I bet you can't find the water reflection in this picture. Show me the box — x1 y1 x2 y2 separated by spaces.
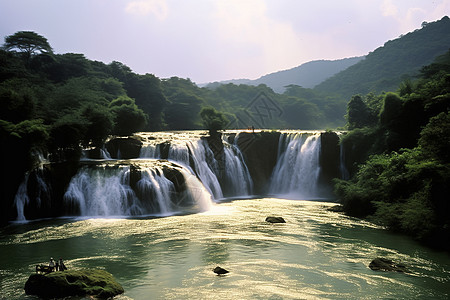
202 240 230 265
0 199 449 299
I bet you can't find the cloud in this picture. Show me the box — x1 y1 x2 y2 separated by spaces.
125 0 168 20
212 0 307 78
380 0 398 17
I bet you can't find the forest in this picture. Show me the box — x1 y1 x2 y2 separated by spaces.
1 20 449 250
0 31 346 166
335 49 450 249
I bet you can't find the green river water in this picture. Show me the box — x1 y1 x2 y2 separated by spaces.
1 198 449 299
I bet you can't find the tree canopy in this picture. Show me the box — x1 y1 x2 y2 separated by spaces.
200 107 229 135
3 31 53 60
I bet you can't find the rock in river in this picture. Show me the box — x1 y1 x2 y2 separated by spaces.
369 258 408 273
213 266 229 275
265 216 286 223
24 269 124 298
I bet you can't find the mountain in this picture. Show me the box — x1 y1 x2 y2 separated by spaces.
315 16 450 98
203 57 364 93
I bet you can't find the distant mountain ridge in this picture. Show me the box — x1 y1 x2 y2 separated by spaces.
315 16 450 98
203 57 364 93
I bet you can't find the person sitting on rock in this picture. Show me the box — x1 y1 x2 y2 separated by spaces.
58 258 67 271
49 258 56 272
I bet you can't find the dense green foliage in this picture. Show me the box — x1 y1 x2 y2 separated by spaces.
316 16 450 98
335 50 450 249
200 107 229 135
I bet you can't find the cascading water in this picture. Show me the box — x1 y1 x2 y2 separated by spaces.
140 144 159 158
269 132 322 199
139 134 253 199
339 141 350 180
14 173 30 221
222 143 253 196
136 167 175 215
63 161 212 217
14 166 50 221
64 165 142 216
13 130 335 221
184 140 224 199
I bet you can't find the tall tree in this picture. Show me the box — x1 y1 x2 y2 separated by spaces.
200 107 228 136
346 95 375 130
109 96 148 135
3 31 53 61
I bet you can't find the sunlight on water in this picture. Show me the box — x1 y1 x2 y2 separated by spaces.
0 199 449 299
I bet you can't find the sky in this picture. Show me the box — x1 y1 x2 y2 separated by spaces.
0 0 449 83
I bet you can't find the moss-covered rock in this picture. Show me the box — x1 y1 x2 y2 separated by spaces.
106 136 142 159
24 269 124 299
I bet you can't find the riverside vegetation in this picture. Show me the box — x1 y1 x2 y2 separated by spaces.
1 16 450 250
335 49 450 250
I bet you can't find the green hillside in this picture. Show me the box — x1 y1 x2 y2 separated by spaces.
204 57 363 93
315 16 450 98
334 49 450 249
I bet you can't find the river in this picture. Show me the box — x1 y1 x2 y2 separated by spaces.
1 198 449 299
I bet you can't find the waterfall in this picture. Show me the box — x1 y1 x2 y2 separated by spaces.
339 141 350 180
140 144 158 158
14 173 30 221
139 136 253 199
10 130 340 221
176 167 212 212
269 133 321 199
137 167 174 215
184 140 224 199
63 161 213 217
168 143 190 165
101 147 112 159
223 143 253 196
64 166 141 216
14 168 50 221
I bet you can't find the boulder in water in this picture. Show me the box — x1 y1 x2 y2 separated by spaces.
265 216 286 223
24 269 124 298
369 258 408 272
213 266 229 275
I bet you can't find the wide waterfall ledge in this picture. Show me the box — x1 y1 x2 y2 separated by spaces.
13 130 344 222
63 159 213 218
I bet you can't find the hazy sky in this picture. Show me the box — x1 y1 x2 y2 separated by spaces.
0 0 449 83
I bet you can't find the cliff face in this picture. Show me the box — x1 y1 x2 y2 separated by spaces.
236 131 281 195
319 131 341 196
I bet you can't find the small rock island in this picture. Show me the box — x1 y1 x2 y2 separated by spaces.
24 269 124 298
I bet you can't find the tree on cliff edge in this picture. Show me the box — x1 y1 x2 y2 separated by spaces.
200 107 228 136
3 31 53 61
